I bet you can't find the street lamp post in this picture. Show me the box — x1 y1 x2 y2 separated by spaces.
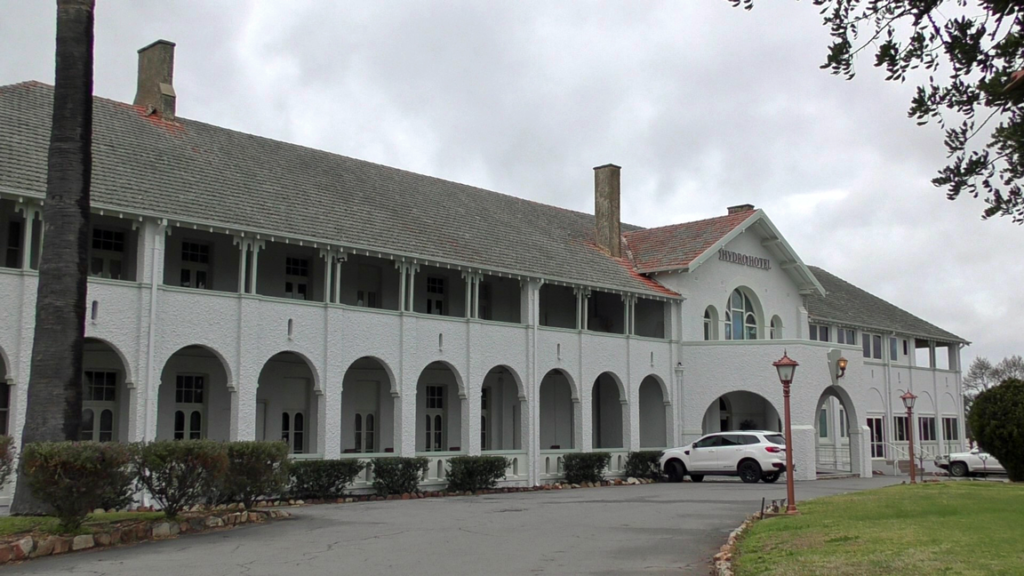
773 351 800 515
901 391 918 484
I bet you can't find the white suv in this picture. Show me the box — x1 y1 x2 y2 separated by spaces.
659 431 788 484
935 448 1006 477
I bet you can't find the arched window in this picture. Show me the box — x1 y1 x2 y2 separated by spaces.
725 289 758 340
354 413 363 453
770 316 783 340
703 306 718 341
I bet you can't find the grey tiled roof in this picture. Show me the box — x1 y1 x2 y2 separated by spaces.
806 266 966 343
0 82 674 297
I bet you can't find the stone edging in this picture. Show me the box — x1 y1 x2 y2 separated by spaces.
0 509 291 566
711 501 790 576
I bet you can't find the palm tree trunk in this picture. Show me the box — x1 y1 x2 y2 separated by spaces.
10 0 95 516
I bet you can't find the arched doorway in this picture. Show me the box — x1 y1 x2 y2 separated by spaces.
256 352 319 454
702 391 781 434
416 361 466 453
81 338 132 442
591 372 627 449
341 356 397 455
539 369 579 450
157 345 233 441
814 385 863 476
480 366 526 452
638 375 669 448
0 347 11 436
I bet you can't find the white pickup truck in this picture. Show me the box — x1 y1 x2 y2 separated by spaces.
935 448 1006 477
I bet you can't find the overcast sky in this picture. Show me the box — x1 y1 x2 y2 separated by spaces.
2 1 1020 369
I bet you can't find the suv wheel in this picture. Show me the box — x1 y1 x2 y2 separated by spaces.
950 462 969 478
666 460 686 483
738 460 762 484
761 472 780 483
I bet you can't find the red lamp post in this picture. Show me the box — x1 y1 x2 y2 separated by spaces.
773 351 800 515
901 391 918 484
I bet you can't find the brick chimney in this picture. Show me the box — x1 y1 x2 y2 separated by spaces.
594 164 622 257
727 204 755 215
134 40 176 120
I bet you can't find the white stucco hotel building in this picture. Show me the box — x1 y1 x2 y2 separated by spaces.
0 41 968 499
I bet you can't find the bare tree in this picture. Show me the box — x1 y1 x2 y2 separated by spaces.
993 355 1024 383
964 357 997 397
11 0 95 515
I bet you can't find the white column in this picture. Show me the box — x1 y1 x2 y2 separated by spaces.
463 271 472 318
407 264 418 312
320 248 333 303
250 240 264 295
397 262 407 311
234 237 249 293
19 206 37 270
332 254 344 304
472 274 481 319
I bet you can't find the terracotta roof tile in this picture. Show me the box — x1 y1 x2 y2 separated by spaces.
623 211 756 272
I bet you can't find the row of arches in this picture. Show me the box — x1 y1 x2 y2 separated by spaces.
6 339 672 454
702 287 785 341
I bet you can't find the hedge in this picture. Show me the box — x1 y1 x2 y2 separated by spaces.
134 440 229 518
0 436 14 490
20 442 136 530
446 456 509 493
371 457 428 496
290 459 365 500
219 441 291 510
623 451 664 481
563 452 610 485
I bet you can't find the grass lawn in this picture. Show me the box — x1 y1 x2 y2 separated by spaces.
734 481 1024 576
0 511 165 537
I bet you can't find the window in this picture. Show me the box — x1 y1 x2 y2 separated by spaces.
354 413 376 453
942 417 959 441
724 289 757 340
867 417 885 458
89 228 125 280
837 328 856 345
809 324 830 342
282 411 305 453
839 408 848 438
893 416 909 442
479 282 492 320
862 333 883 359
425 385 445 451
694 436 722 448
5 221 21 268
818 408 829 438
703 307 718 340
770 316 782 339
919 416 937 442
285 257 309 300
764 434 786 445
180 241 210 289
890 337 899 361
357 264 381 308
84 370 117 402
174 374 205 440
481 388 490 450
81 371 117 442
903 339 909 356
0 382 8 435
426 277 445 315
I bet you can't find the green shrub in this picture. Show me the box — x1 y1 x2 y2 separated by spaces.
134 440 228 518
20 442 135 531
0 436 15 489
446 456 509 493
371 457 428 496
624 451 664 481
219 441 291 510
563 452 610 485
969 378 1024 482
290 459 365 499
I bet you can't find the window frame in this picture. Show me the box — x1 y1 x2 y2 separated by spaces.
89 227 127 280
285 256 311 300
180 240 211 290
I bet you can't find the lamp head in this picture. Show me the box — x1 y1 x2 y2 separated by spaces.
773 350 799 384
837 356 848 378
900 390 917 410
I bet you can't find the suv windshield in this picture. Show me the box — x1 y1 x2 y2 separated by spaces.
764 434 786 445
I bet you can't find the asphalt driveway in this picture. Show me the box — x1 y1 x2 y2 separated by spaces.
7 476 902 575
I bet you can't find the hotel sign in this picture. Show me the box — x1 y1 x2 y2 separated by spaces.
719 249 770 271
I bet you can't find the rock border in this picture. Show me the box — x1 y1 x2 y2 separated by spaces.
711 500 790 576
0 508 291 566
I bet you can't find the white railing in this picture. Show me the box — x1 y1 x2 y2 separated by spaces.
539 450 573 480
816 445 851 471
417 452 463 484
338 453 394 490
605 450 631 477
483 450 529 482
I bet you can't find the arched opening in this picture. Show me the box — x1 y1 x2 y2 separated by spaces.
256 352 319 454
0 347 11 436
480 366 526 452
341 356 397 454
814 385 863 477
158 345 233 441
81 338 132 443
591 372 627 449
539 369 579 450
724 287 763 341
702 391 781 434
770 315 783 339
638 375 669 448
416 361 466 453
703 306 719 341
